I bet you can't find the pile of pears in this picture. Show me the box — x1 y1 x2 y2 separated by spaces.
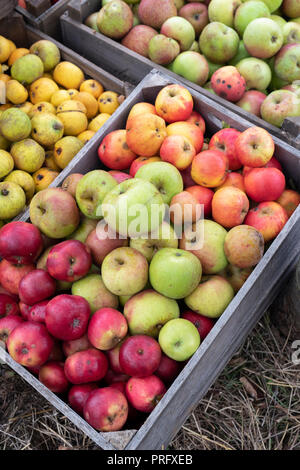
0 35 123 226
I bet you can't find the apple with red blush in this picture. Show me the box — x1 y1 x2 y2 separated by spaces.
63 333 92 357
85 227 128 266
108 170 132 184
244 201 288 242
87 307 128 351
0 315 24 344
46 240 92 282
212 186 249 228
155 353 181 384
98 130 137 170
0 260 35 295
160 135 196 170
126 375 166 413
191 149 228 187
186 111 206 134
129 156 161 177
209 128 242 171
155 84 193 123
235 127 275 167
39 361 69 394
83 387 128 431
244 167 285 202
186 185 214 217
27 300 50 323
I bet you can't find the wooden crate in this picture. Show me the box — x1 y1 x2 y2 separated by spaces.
2 70 300 450
60 0 300 149
15 0 71 40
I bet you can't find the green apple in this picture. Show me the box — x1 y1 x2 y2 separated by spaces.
283 21 300 43
0 181 26 219
75 170 117 220
260 0 283 13
199 22 239 64
149 248 202 299
270 14 287 29
148 34 180 65
260 90 300 127
185 275 234 318
236 57 272 91
208 0 242 28
170 51 209 86
206 58 222 79
124 289 180 337
71 273 118 314
243 18 283 59
130 221 178 262
234 1 270 37
180 219 228 274
67 216 98 243
158 318 200 361
161 16 195 51
102 178 165 238
228 40 250 65
101 246 148 296
274 43 300 82
189 41 200 53
135 162 183 205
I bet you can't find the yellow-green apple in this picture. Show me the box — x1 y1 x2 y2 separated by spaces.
129 156 161 177
228 40 250 65
121 24 157 56
167 121 204 152
67 217 98 244
0 260 35 295
282 0 300 18
169 190 202 225
234 127 275 167
274 44 300 82
101 247 148 296
0 221 43 265
148 34 180 65
46 240 92 282
158 318 200 361
149 247 202 299
212 186 249 228
102 178 165 237
236 58 272 92
126 113 167 157
138 0 177 29
180 219 228 274
86 227 128 266
135 161 183 204
72 274 119 315
87 307 128 350
155 353 181 383
283 21 300 43
216 172 246 192
186 185 214 216
64 348 108 384
179 2 208 37
243 18 283 59
130 221 178 262
219 264 253 292
85 12 99 31
186 111 206 134
161 16 195 51
260 90 300 127
98 129 137 170
19 269 56 305
124 289 180 337
260 0 283 13
0 181 26 220
244 201 288 241
270 14 287 28
119 335 161 377
30 187 80 238
62 333 92 357
125 375 166 412
61 174 83 198
208 128 242 171
83 387 128 431
155 84 194 123
208 0 241 28
236 90 267 117
185 275 234 318
0 315 23 344
7 321 54 367
191 149 228 187
199 22 239 64
68 383 99 416
160 135 196 170
234 1 270 37
181 310 214 340
169 51 210 86
277 189 300 217
39 361 69 394
224 225 264 268
75 170 117 220
244 167 285 202
97 0 133 39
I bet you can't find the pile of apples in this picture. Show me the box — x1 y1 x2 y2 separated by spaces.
0 83 299 433
85 0 300 128
0 34 122 225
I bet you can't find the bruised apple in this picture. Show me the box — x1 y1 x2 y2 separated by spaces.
64 348 108 384
0 294 20 318
46 240 92 282
83 387 128 431
167 121 204 153
0 315 24 344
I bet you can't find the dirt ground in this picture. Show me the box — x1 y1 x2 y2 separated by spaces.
0 310 299 451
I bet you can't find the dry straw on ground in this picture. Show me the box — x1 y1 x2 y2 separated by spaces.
0 312 299 451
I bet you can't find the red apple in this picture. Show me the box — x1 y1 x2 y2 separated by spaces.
46 294 90 341
48 340 64 362
209 128 242 171
180 164 197 188
63 333 92 357
186 185 214 217
244 201 288 242
125 375 166 413
155 353 181 384
7 321 54 367
19 269 56 306
119 335 161 378
186 111 206 134
87 308 128 351
68 383 99 415
106 339 126 374
109 381 126 394
0 222 43 265
212 187 249 228
0 315 24 344
19 302 32 320
64 348 108 384
160 135 196 170
28 300 50 323
155 84 193 123
39 361 69 394
181 310 214 340
83 387 128 431
244 168 285 202
46 240 92 282
235 127 275 167
85 227 128 266
277 189 300 218
0 260 35 295
98 130 137 170
191 149 229 187
217 172 245 192
0 294 20 318
265 156 282 171
108 170 132 184
129 156 161 177
104 369 130 384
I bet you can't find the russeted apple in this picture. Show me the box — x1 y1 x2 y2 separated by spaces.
277 189 300 217
219 264 253 293
224 225 265 269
